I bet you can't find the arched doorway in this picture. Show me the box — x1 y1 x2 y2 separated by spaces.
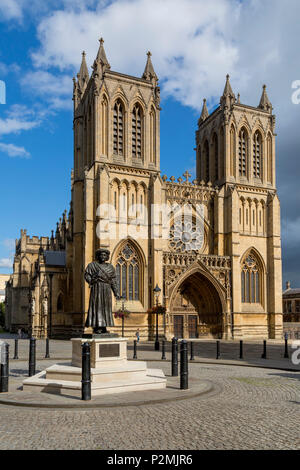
170 271 224 339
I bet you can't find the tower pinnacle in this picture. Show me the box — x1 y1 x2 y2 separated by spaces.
198 99 209 126
142 51 158 84
258 84 272 112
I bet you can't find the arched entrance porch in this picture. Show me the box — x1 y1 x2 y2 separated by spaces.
169 271 226 339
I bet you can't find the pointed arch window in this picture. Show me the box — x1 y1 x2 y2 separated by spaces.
57 293 64 313
253 131 262 178
230 125 235 176
241 252 262 304
116 243 141 301
213 133 218 181
132 104 143 159
150 108 156 164
101 95 108 155
204 140 209 183
113 99 124 156
267 134 272 183
239 128 248 176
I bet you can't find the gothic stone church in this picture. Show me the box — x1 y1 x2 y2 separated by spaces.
5 39 283 340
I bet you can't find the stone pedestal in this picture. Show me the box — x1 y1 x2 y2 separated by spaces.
22 337 166 398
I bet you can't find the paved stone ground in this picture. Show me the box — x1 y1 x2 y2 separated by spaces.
1 334 299 370
0 357 299 450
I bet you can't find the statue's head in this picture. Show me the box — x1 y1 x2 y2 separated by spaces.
95 249 110 263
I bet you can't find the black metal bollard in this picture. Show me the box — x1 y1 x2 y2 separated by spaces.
45 338 50 359
133 340 137 359
239 340 243 359
28 338 36 377
161 340 166 360
216 340 220 359
180 340 188 390
171 337 178 376
261 340 267 359
190 341 195 361
81 342 91 401
284 338 289 359
13 338 19 360
0 343 9 393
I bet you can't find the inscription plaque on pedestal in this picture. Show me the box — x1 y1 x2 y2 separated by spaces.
99 343 120 358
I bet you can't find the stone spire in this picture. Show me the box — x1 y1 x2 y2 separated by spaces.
77 51 89 89
95 37 110 70
258 84 272 112
198 99 209 126
142 51 158 84
220 74 236 122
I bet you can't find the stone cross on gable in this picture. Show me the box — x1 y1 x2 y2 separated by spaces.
170 176 175 183
183 171 191 183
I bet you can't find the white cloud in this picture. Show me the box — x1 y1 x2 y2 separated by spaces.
31 0 241 109
20 70 73 110
0 104 40 136
0 142 30 158
0 258 13 269
0 0 23 21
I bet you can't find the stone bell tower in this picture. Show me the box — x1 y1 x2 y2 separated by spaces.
71 38 163 325
195 75 282 338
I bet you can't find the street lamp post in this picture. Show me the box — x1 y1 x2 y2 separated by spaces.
121 296 125 338
153 284 161 351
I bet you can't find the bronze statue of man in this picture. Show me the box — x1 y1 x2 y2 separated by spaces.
84 249 120 334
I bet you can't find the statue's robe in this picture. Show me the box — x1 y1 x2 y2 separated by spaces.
84 261 118 328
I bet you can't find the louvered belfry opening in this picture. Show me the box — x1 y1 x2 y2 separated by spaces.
253 131 262 178
239 128 247 176
132 104 142 159
113 99 124 156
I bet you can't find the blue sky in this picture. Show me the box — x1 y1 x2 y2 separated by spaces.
0 0 300 289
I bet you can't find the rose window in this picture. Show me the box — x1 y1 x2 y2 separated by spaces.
169 218 204 252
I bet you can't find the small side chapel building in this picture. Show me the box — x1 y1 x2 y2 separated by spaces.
5 39 283 340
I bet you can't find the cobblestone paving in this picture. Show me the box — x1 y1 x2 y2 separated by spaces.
0 361 299 450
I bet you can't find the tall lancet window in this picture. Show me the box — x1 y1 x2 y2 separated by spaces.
101 96 108 155
267 134 272 183
239 128 248 177
213 133 218 181
113 99 124 156
115 243 141 301
253 131 262 178
132 104 143 159
241 252 262 304
150 107 156 164
230 125 235 176
204 140 209 183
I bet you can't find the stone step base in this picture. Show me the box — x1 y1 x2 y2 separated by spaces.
23 368 166 397
45 362 149 383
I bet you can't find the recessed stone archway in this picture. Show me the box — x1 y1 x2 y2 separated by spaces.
169 270 226 339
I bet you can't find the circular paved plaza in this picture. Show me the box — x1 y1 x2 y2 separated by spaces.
0 359 299 450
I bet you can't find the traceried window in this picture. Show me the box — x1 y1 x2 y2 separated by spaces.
132 104 143 159
113 100 124 156
241 253 262 304
253 131 262 178
116 244 141 301
169 216 204 252
239 128 248 177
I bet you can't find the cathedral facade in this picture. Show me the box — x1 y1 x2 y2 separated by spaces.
5 39 283 340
